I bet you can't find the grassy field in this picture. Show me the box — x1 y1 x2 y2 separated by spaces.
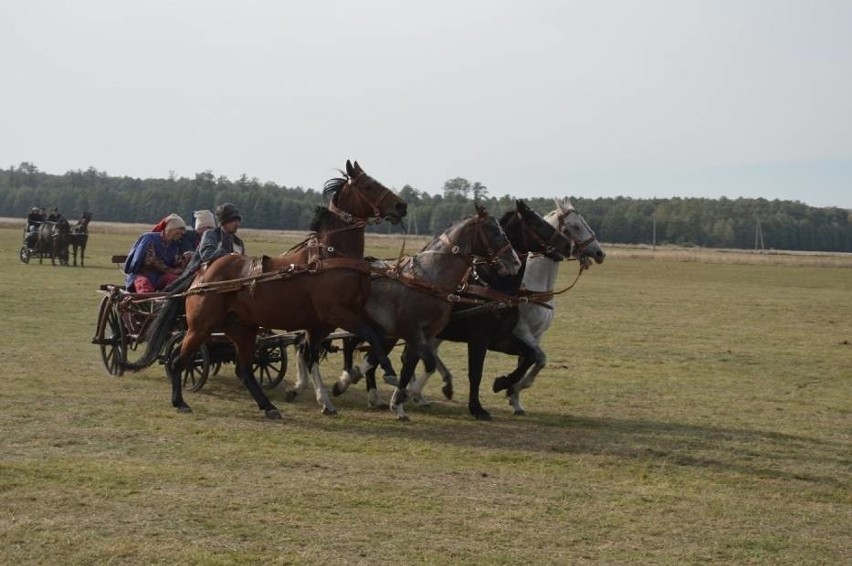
1 222 850 564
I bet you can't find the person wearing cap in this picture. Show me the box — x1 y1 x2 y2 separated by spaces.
26 207 43 231
164 203 246 292
123 213 188 292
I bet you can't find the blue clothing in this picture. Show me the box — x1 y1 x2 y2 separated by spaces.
164 227 246 292
123 232 182 289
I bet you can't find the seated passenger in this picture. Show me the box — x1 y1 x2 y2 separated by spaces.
26 207 43 232
123 213 188 292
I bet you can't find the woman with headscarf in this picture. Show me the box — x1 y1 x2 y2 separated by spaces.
123 213 188 292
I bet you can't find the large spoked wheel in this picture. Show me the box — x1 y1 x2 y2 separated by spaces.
95 295 126 376
252 336 288 389
165 331 211 392
19 246 30 264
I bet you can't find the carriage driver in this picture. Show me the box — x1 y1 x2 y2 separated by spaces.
164 203 245 292
123 213 189 292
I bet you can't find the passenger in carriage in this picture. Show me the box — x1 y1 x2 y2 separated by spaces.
177 209 217 253
46 207 62 222
164 203 245 292
26 207 43 232
123 213 189 293
25 207 43 248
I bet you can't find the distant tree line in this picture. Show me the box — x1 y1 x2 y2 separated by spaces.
1 162 850 252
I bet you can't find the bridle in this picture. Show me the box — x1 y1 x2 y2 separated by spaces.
510 210 569 260
437 214 514 265
555 208 598 254
328 171 398 225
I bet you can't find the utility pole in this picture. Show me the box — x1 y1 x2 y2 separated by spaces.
754 217 765 253
652 197 657 252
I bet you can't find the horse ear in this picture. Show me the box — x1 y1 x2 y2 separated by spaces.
475 202 487 216
353 161 364 175
346 160 355 177
516 199 528 212
554 197 566 212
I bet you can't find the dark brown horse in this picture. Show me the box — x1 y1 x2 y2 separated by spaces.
125 160 406 419
69 211 92 267
35 218 70 266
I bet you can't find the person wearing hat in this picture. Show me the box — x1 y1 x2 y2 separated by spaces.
123 213 188 292
164 204 246 292
175 209 217 255
26 206 43 231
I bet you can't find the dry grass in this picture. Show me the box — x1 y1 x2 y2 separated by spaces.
1 224 850 565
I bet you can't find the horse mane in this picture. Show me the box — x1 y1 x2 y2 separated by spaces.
498 209 516 226
322 176 347 200
309 206 333 232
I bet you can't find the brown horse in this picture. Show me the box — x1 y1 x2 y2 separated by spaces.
165 160 405 418
69 211 92 267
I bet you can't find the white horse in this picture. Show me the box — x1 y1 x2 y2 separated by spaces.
408 197 606 415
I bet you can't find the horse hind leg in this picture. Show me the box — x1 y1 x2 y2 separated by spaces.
302 331 337 415
227 327 282 419
286 340 311 402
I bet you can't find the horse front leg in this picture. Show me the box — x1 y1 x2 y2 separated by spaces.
389 340 422 422
508 345 547 416
466 339 492 421
332 336 365 397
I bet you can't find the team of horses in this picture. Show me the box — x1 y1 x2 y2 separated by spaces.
119 160 605 421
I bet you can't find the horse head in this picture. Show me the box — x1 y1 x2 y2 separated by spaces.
442 205 521 276
551 198 606 267
75 211 92 233
499 200 573 260
323 160 407 225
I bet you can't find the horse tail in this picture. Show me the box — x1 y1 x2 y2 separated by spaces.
122 274 194 371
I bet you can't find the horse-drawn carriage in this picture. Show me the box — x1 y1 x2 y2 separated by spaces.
92 282 293 391
20 218 71 265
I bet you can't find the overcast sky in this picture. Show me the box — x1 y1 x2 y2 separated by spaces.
2 1 850 208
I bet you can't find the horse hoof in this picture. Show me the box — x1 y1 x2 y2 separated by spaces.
284 390 298 403
473 411 492 421
369 402 389 410
322 407 338 416
177 406 193 414
441 384 454 400
332 383 343 397
383 374 399 387
265 408 283 420
492 375 512 393
513 409 527 416
396 414 410 422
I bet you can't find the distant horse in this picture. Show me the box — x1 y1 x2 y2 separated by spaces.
335 200 574 420
123 160 407 419
327 203 521 421
415 198 605 415
35 218 70 266
69 211 92 267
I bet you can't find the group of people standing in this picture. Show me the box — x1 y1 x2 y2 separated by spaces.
124 203 246 293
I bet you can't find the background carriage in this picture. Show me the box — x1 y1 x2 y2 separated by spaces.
20 218 70 265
